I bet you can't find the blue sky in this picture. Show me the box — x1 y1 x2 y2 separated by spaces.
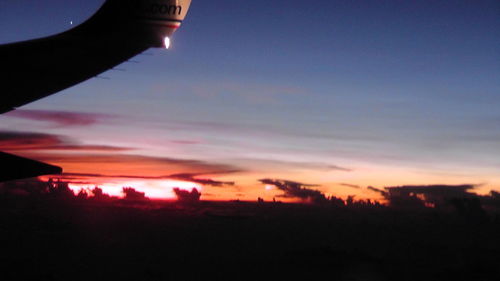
0 0 499 200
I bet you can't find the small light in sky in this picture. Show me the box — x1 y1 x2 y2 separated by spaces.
70 21 73 25
164 37 171 49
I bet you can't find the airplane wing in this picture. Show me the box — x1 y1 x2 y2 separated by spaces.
0 0 192 182
0 0 192 113
0 152 62 183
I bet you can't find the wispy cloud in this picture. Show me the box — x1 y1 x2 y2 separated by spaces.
0 131 132 152
328 165 352 172
36 153 241 178
4 109 113 127
231 158 352 173
0 130 241 185
169 140 203 145
62 171 237 187
367 186 387 196
340 183 361 189
169 173 236 186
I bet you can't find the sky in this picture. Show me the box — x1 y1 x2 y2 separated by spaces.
0 0 499 201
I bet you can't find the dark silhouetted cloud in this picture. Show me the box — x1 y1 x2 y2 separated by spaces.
122 187 147 201
0 178 50 196
385 184 476 197
259 178 327 204
380 184 478 208
173 188 201 203
90 186 113 201
365 184 500 211
5 109 113 127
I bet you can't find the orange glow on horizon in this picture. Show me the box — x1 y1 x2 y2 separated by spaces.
35 156 500 202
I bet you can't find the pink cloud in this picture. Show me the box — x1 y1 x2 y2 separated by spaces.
5 109 114 127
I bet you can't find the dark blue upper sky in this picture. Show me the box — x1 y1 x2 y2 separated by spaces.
1 0 499 199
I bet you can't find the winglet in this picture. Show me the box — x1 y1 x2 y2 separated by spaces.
79 0 193 48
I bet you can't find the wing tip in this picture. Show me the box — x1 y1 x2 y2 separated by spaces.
0 151 63 183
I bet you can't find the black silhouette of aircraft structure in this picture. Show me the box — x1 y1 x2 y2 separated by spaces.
0 0 192 182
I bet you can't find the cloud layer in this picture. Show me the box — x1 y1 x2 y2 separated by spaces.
0 131 132 152
63 171 236 187
5 109 113 127
0 130 240 189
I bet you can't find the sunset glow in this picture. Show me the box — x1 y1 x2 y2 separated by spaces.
0 0 498 203
68 179 201 199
